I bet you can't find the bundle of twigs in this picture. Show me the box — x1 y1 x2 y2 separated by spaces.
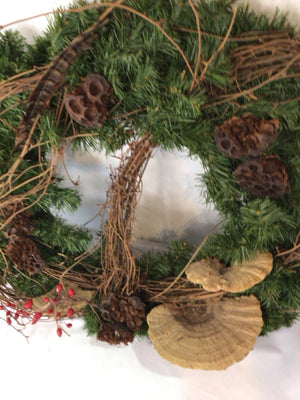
231 34 300 88
277 233 300 271
140 276 225 303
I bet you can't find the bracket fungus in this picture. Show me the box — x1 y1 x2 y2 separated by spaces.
147 295 263 370
186 252 273 293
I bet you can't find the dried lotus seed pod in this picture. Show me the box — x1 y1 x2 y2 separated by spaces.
65 73 113 128
233 155 290 198
6 234 45 275
214 114 279 158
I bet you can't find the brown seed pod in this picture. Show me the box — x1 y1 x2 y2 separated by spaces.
6 234 46 275
65 73 113 128
214 114 279 158
233 155 290 198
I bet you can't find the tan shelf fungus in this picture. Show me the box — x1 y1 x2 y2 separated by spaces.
147 295 263 370
186 252 273 293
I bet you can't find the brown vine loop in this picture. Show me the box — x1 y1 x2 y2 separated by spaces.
99 135 156 296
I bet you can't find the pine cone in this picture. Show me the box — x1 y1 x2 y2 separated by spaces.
233 155 290 198
214 114 279 158
6 235 46 275
65 73 113 128
99 293 146 330
97 322 134 345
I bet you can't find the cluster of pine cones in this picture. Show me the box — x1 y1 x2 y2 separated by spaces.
214 114 290 198
97 293 146 345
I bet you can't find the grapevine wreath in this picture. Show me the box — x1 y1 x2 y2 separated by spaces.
0 0 300 370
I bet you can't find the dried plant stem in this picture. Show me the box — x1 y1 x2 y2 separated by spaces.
199 7 237 83
140 276 225 303
0 69 46 103
188 0 202 93
277 232 300 270
174 27 292 43
0 144 57 231
114 3 196 83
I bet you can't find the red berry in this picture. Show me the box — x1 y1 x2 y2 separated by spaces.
47 308 55 314
67 308 74 318
6 310 11 317
56 283 63 293
32 312 42 325
25 298 33 309
22 311 30 317
0 305 4 310
56 283 63 294
68 288 75 298
11 303 16 308
14 313 20 319
56 312 61 318
6 302 12 307
44 297 50 302
52 298 59 304
7 317 12 325
57 327 62 337
66 323 72 328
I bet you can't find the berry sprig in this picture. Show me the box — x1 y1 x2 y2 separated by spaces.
0 283 77 338
0 299 33 337
47 283 77 337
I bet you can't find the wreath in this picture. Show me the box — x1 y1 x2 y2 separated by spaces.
0 0 299 370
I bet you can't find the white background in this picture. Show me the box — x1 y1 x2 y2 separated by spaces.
1 1 300 399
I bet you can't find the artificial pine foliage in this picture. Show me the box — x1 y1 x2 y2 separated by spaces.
0 0 299 369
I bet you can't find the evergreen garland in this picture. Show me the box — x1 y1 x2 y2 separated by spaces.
0 0 299 369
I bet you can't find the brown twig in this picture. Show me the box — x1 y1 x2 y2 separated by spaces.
188 0 202 93
199 7 238 83
151 221 222 301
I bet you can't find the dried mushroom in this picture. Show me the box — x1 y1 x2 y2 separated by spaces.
186 252 273 293
147 295 263 370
